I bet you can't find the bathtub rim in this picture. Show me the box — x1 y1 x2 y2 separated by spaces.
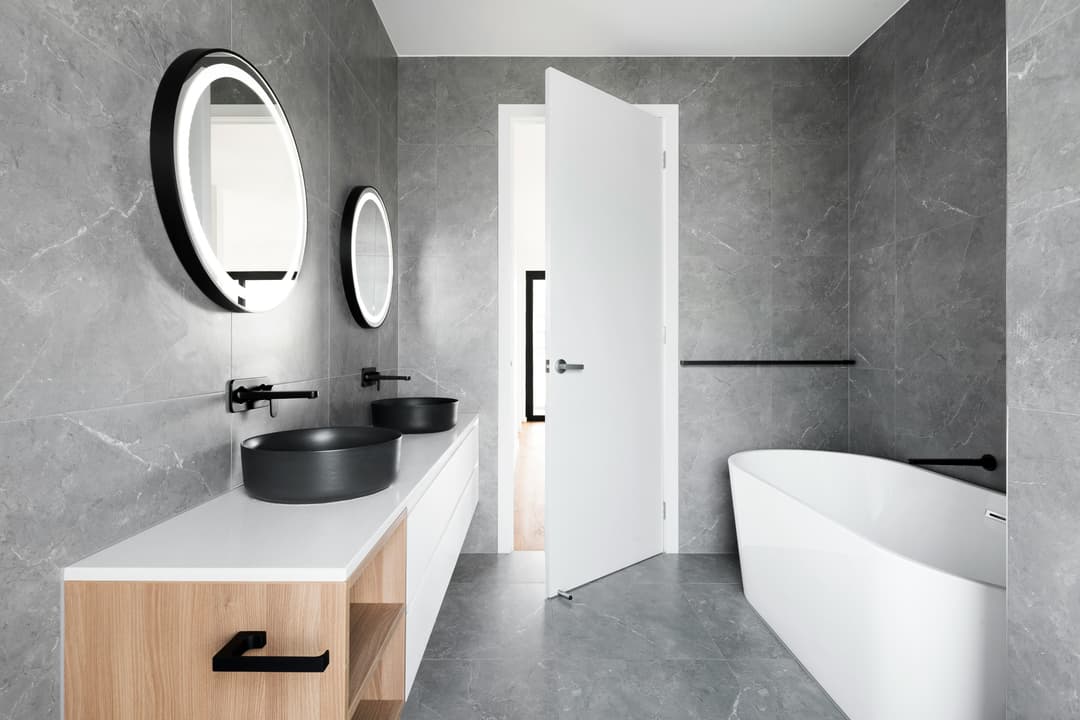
729 448 1006 591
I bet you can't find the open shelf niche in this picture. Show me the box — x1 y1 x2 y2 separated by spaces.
346 513 406 720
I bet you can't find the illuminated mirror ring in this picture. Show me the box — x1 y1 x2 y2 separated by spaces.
150 49 307 313
340 186 394 329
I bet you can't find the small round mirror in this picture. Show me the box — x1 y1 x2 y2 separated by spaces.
340 187 393 328
151 49 307 312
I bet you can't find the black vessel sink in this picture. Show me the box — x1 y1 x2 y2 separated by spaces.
371 397 459 434
241 426 402 504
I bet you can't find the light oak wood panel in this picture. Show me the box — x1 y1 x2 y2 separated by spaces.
349 513 406 605
355 617 405 703
350 699 403 720
347 604 404 703
64 581 348 720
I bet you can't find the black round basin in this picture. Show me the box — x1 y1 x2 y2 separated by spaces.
241 426 402 504
371 397 459 434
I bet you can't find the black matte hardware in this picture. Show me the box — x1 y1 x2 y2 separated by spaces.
372 397 459 434
212 631 329 673
525 270 546 422
909 454 998 471
227 377 318 417
681 360 857 367
361 367 412 391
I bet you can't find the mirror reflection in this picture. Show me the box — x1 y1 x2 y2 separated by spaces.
341 187 393 328
187 76 303 281
152 49 307 313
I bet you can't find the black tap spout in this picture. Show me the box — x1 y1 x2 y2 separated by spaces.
361 367 412 390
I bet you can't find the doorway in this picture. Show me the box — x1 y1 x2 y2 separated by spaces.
518 270 546 551
495 99 680 565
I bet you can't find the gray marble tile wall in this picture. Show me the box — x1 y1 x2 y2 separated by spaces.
396 57 850 554
0 0 397 714
1006 0 1080 715
847 0 1007 491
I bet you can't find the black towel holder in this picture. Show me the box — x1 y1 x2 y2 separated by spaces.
212 631 329 673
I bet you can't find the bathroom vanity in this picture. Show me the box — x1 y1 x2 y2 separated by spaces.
63 416 479 720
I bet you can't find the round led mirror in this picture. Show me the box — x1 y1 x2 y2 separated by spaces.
150 49 307 312
340 187 393 328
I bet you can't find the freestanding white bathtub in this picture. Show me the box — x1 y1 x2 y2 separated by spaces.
729 450 1005 720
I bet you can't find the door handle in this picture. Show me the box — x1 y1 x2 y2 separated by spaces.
555 359 584 374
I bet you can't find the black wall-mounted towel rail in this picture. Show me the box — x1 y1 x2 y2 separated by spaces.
680 360 856 367
212 631 329 673
909 455 998 471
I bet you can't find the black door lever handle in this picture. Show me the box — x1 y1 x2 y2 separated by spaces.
212 631 329 673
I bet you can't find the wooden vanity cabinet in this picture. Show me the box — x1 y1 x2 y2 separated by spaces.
64 514 407 720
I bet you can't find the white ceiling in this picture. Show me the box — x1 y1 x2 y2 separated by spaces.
374 0 909 58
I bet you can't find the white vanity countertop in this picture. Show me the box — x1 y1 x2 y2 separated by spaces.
64 415 479 583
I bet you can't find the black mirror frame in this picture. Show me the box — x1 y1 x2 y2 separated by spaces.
340 186 394 329
150 48 307 312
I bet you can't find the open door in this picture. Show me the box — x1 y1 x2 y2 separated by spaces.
545 69 664 597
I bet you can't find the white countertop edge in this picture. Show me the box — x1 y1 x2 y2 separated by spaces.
63 415 479 583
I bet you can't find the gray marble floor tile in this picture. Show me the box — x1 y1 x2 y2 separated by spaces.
452 551 546 585
409 555 840 719
727 659 846 719
593 553 742 587
682 585 789 660
422 581 550 660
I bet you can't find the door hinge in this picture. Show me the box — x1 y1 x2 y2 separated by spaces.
662 150 667 169
662 501 667 520
662 325 667 344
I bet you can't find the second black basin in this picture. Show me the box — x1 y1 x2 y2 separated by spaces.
241 426 402 504
372 397 458 434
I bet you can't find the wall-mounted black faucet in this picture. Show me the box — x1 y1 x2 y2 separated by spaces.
909 454 998 471
361 367 411 391
227 377 318 417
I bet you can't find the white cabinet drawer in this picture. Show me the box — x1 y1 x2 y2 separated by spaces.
405 465 478 694
406 425 478 603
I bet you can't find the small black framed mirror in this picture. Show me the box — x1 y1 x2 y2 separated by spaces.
150 49 307 313
340 187 394 328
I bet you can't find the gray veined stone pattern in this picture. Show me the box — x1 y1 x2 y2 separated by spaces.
846 0 1007 491
405 552 845 720
0 0 399 715
397 56 853 555
1005 0 1080 716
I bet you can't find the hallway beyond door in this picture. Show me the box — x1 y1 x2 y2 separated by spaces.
514 422 545 551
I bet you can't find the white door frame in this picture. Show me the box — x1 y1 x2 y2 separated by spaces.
496 102 679 554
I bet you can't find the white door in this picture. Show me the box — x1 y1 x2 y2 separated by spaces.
545 69 664 597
